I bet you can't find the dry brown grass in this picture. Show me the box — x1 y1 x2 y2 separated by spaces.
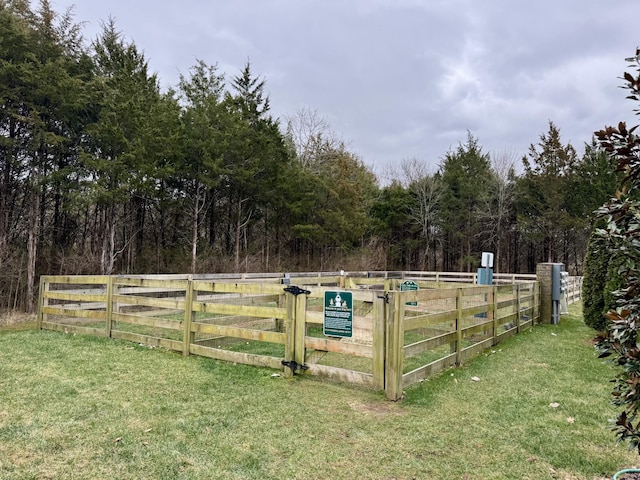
0 309 36 328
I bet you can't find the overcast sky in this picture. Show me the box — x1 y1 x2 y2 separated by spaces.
55 0 638 178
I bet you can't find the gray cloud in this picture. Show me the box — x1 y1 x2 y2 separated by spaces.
57 0 638 174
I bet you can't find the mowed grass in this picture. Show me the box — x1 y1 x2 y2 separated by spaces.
0 303 638 479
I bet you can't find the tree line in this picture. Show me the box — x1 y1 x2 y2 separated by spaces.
0 1 618 311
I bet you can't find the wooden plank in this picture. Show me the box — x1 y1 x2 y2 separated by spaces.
304 287 375 303
111 330 183 351
190 323 286 344
41 275 109 285
412 288 459 302
112 294 186 310
112 312 181 330
112 277 188 289
495 328 517 342
460 304 491 317
304 310 324 325
305 364 373 387
41 321 106 337
404 310 456 331
42 316 103 326
117 286 184 295
191 281 284 295
44 291 107 302
404 331 456 358
462 321 492 337
402 353 457 388
460 285 493 296
189 344 283 369
495 311 518 325
42 306 106 320
304 337 372 357
194 302 286 319
496 299 516 309
460 338 494 362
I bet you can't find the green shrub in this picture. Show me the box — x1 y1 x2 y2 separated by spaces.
582 225 623 331
594 47 640 453
582 230 609 330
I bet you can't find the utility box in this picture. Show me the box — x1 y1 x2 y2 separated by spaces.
551 263 565 324
477 267 493 285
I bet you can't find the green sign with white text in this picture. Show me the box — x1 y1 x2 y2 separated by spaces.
323 291 353 338
400 280 419 306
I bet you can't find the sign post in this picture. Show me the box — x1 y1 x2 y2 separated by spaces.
323 291 353 338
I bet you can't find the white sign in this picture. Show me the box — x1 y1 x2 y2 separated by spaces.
481 252 494 268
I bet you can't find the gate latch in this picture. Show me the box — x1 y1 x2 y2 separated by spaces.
283 286 311 296
281 360 308 372
377 293 390 304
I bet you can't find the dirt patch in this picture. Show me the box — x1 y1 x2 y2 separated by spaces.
348 400 408 418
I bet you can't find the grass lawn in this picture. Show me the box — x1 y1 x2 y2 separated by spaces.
0 303 638 479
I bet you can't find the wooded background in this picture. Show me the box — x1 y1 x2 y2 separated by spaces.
0 1 618 310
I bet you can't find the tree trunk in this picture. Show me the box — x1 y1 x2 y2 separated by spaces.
191 182 200 275
26 177 39 313
100 207 116 275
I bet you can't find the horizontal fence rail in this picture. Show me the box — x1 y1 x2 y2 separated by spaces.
37 271 579 400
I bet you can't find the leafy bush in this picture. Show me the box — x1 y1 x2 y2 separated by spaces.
583 229 609 330
583 225 625 331
594 47 640 453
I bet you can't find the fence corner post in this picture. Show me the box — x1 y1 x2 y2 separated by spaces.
105 276 114 338
36 276 48 330
373 293 386 391
456 288 463 366
294 291 307 371
283 290 296 378
491 285 498 346
385 291 404 401
182 276 194 357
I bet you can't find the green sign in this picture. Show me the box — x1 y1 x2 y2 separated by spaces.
400 280 419 306
323 291 353 338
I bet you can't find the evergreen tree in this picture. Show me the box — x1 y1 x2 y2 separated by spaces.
439 132 493 271
518 121 578 267
84 19 163 274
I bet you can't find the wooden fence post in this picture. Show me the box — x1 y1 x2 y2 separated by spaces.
456 288 463 366
373 294 386 390
490 286 498 346
182 276 194 357
516 283 521 333
36 276 48 330
105 276 114 338
294 291 307 371
284 290 296 378
385 291 404 401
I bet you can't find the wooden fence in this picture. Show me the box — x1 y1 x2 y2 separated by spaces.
36 272 571 400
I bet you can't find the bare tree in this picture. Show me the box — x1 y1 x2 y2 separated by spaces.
477 149 517 272
284 106 343 169
401 158 442 270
